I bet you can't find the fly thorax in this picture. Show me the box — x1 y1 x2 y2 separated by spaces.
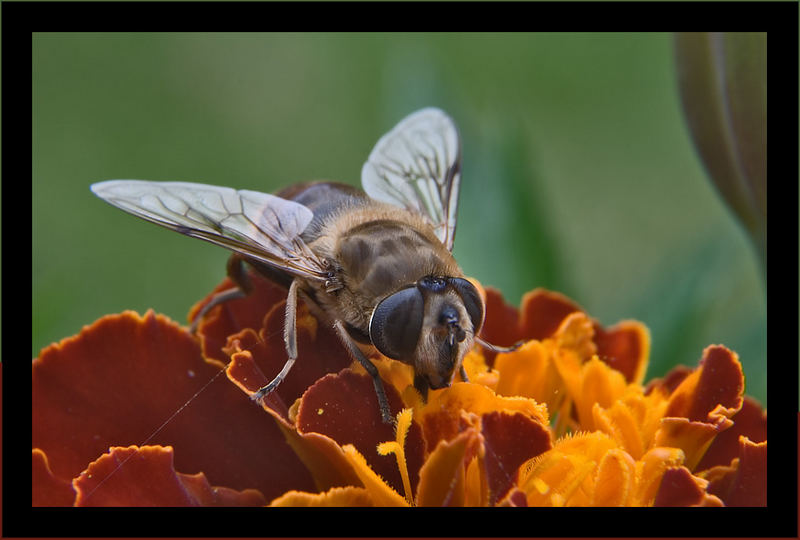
336 221 452 299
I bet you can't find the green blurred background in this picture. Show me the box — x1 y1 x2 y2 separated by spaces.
32 32 766 405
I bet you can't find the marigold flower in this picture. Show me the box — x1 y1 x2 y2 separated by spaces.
32 269 766 506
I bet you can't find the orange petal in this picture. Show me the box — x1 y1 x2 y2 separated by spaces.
269 486 374 507
591 449 637 506
464 455 488 506
655 417 721 471
416 427 483 507
553 431 620 461
73 446 265 506
578 357 629 429
518 432 618 507
555 355 627 432
520 452 596 507
495 340 561 407
342 444 409 506
417 382 549 452
635 446 686 505
592 401 645 460
480 286 650 386
622 387 671 450
277 425 364 494
461 349 498 390
554 311 597 361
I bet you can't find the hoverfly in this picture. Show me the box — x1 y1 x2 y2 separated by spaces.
91 108 517 424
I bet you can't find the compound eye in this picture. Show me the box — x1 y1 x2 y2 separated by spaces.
369 286 424 360
449 278 484 332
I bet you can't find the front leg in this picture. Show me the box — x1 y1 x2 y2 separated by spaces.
333 320 394 425
252 279 300 402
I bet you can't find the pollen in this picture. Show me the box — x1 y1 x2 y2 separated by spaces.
532 477 550 495
317 408 324 415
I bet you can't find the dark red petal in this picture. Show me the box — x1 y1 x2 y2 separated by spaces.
296 369 425 496
695 397 767 471
594 321 649 383
689 346 745 422
32 310 314 500
481 411 552 504
74 446 265 506
645 365 693 396
226 343 290 420
665 345 744 423
479 288 522 365
176 471 266 506
198 268 353 424
32 449 76 506
244 300 353 416
225 351 364 491
418 383 549 454
191 271 288 365
519 289 582 340
654 466 722 506
706 437 767 506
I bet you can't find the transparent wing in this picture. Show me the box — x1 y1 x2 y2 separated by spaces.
90 180 329 282
361 107 462 251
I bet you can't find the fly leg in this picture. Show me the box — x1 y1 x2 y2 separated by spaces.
190 254 251 333
252 279 300 402
333 320 394 425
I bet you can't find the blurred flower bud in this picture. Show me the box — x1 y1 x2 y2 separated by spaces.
673 32 766 272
